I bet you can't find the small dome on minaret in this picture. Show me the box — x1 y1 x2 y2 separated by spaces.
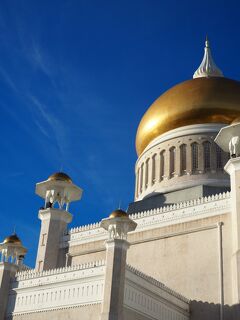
48 172 73 183
3 233 22 245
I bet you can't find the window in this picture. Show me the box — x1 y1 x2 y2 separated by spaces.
169 147 176 177
140 163 144 192
160 150 165 180
216 145 222 169
145 159 150 188
41 233 47 246
136 168 140 196
152 154 156 184
180 144 187 174
203 141 211 170
191 143 199 172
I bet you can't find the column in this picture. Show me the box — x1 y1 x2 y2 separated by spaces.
35 208 72 271
100 212 137 320
0 263 19 320
225 158 240 304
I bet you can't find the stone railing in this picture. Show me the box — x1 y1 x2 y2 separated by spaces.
61 192 231 247
125 264 190 320
7 260 105 316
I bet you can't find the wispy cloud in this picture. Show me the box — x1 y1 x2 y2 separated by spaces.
27 94 69 165
0 66 18 93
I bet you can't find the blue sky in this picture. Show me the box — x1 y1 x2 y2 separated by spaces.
0 0 239 266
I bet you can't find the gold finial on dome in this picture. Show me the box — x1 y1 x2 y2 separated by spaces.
48 172 72 183
193 37 224 79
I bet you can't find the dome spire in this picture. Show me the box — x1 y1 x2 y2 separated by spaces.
193 37 224 79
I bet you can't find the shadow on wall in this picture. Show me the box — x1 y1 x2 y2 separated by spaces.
190 300 240 320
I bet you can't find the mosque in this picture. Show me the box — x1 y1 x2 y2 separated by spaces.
1 39 240 319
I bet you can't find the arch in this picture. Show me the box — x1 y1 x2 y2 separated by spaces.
169 147 176 177
145 158 150 189
136 168 140 196
152 154 157 185
203 141 211 170
180 144 187 174
160 150 166 181
191 142 199 172
140 163 144 192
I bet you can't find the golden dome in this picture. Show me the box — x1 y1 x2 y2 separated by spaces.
136 77 240 155
3 233 22 245
48 172 72 183
109 209 128 219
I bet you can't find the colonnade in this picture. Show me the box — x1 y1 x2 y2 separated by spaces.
135 140 229 199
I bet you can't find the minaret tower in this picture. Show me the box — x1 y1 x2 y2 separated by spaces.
215 120 240 304
0 234 27 320
100 209 137 320
35 172 82 271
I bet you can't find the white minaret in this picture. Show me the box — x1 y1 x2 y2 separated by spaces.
193 37 224 79
35 172 82 271
100 209 137 320
215 120 240 304
0 234 27 320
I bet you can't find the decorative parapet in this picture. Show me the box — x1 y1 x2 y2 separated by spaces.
7 260 105 316
62 192 231 247
130 191 230 220
15 259 105 281
125 264 190 320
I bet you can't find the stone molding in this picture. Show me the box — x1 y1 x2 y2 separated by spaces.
6 302 101 317
62 192 231 248
7 260 105 316
225 157 240 175
139 123 225 158
124 265 189 320
38 208 72 223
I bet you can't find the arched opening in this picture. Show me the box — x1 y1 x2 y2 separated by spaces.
180 144 187 174
191 143 199 172
152 154 156 185
169 147 176 177
160 150 165 181
216 145 223 169
203 141 211 171
145 158 150 189
140 163 144 192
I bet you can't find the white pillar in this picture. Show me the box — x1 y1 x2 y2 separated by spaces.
225 158 240 304
0 263 19 320
35 208 72 271
101 239 129 320
100 211 137 320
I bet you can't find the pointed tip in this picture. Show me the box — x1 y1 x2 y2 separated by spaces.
193 37 224 79
205 35 210 48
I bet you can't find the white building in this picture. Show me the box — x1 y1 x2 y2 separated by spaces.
1 39 240 319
